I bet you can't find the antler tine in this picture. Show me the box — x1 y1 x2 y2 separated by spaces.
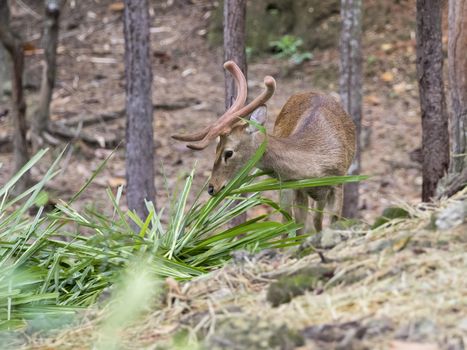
187 75 276 150
226 75 276 122
221 61 248 117
171 60 247 142
171 125 211 142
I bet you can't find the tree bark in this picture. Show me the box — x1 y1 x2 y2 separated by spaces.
448 0 467 174
0 42 10 99
123 0 155 220
223 0 247 110
224 0 247 227
0 0 29 193
32 0 61 151
416 0 450 202
339 0 362 218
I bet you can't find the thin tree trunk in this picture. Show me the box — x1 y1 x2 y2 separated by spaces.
416 0 450 201
224 0 247 227
224 0 247 110
32 0 61 151
448 0 467 174
339 0 362 218
0 43 10 99
123 0 155 220
0 0 29 193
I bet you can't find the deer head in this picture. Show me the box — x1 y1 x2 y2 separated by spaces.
172 61 276 195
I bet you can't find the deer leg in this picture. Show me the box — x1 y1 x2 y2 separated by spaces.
313 199 326 232
279 189 295 223
294 190 309 235
327 185 343 224
330 185 344 223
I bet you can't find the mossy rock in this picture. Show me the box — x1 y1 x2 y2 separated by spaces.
208 0 340 55
372 206 410 229
267 265 335 307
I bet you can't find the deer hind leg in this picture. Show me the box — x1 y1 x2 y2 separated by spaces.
325 185 343 225
333 185 344 223
294 190 309 235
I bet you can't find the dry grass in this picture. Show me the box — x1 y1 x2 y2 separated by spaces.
23 189 467 350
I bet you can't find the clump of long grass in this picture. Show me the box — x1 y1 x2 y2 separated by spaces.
0 142 365 337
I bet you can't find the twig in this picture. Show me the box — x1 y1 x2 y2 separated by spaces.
15 0 42 20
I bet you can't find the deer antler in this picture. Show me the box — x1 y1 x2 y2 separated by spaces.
171 61 247 142
186 75 276 150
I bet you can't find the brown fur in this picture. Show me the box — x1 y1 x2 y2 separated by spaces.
209 91 356 233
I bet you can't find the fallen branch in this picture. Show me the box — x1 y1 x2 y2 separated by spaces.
61 110 124 127
437 168 467 199
61 97 200 127
0 97 201 149
154 97 200 110
47 122 121 148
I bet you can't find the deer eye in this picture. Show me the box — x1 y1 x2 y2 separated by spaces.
224 150 233 161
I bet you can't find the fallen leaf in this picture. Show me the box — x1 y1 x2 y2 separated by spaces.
381 43 394 52
108 177 126 188
393 82 414 94
393 235 411 251
381 71 394 82
109 2 124 11
365 95 381 105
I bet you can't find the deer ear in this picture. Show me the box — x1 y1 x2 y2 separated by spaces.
246 105 267 134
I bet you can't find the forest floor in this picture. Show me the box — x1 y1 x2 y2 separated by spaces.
24 189 467 349
0 0 426 224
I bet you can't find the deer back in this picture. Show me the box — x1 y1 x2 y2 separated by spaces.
272 92 356 174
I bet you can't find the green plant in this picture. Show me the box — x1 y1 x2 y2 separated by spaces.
269 35 313 64
0 141 366 337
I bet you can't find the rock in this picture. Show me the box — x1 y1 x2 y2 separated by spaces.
208 317 304 350
395 318 438 343
320 228 347 249
267 266 334 307
435 201 467 230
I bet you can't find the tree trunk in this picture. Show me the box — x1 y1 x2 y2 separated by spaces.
0 0 29 193
32 0 61 151
0 43 10 100
416 0 450 202
339 0 362 218
223 0 247 110
448 0 467 174
123 0 155 221
224 0 247 227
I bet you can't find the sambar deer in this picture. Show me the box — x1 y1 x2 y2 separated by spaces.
172 61 356 233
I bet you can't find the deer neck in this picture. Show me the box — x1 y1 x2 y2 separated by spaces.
253 133 299 177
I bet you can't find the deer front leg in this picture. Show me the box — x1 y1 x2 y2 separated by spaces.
279 189 295 223
294 190 309 235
